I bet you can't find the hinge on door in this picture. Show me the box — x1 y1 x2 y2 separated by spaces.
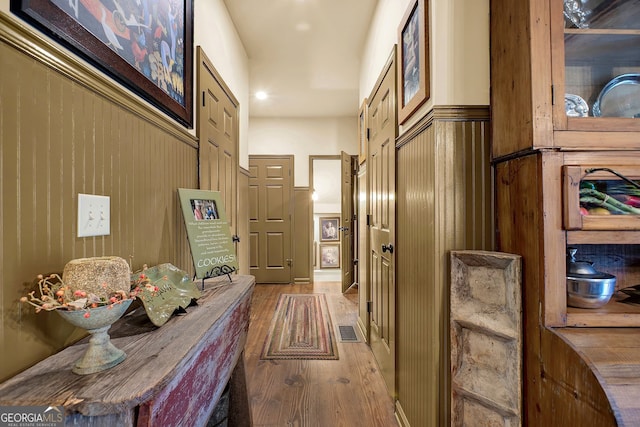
551 84 555 106
366 214 372 226
367 301 372 313
366 128 370 140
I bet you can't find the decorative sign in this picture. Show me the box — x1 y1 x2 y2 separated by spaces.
178 189 238 279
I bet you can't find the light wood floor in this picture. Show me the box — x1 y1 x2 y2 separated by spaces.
244 281 399 427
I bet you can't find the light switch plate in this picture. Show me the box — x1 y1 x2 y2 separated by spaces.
77 194 110 237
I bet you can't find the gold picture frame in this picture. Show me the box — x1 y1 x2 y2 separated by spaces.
397 0 430 125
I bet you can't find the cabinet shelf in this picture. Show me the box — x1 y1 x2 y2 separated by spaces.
567 230 640 244
566 294 640 327
565 31 640 64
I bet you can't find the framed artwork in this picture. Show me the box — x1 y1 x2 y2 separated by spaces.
319 216 340 242
397 0 429 125
11 0 194 128
320 244 340 269
358 98 368 164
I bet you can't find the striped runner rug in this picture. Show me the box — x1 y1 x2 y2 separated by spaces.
260 293 339 360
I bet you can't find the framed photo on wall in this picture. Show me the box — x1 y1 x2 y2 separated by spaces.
319 216 340 242
397 0 430 125
11 0 194 128
358 98 368 164
320 244 340 269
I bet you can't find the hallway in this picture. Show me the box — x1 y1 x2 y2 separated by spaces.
244 282 398 426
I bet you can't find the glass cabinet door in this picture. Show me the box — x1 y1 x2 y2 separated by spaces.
554 0 640 130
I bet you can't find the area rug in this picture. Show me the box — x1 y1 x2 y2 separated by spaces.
260 293 339 360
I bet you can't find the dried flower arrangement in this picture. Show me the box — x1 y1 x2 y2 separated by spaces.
21 273 136 317
19 257 159 319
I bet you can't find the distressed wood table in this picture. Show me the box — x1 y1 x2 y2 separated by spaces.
0 274 255 427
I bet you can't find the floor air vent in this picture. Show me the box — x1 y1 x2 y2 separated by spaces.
338 325 360 342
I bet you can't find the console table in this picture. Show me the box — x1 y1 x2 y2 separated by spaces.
0 274 255 426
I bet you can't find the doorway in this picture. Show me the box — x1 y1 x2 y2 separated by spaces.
310 157 342 283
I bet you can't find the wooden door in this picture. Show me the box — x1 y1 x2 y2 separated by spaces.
340 151 355 292
357 164 370 343
197 48 238 238
367 52 397 396
249 155 293 283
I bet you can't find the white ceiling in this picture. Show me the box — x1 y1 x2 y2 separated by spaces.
223 0 378 118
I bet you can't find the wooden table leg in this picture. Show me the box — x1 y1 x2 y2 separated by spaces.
228 351 252 427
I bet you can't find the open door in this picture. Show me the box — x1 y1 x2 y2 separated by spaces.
340 151 355 293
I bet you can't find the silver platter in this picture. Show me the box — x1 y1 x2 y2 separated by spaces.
593 74 640 118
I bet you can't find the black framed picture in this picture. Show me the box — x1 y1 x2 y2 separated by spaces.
11 0 193 128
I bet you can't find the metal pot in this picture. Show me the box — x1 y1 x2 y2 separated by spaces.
566 247 616 309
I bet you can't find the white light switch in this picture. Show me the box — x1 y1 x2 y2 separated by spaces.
77 194 110 237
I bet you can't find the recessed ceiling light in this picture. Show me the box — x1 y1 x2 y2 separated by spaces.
255 91 268 100
296 22 311 31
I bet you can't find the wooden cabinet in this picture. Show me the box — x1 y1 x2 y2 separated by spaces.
492 0 640 327
552 0 640 134
492 0 640 159
492 0 640 424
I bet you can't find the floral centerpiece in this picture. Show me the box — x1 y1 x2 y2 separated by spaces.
21 256 143 375
21 273 135 316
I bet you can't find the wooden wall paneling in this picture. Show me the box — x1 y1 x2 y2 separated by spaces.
396 125 438 427
395 107 491 427
0 22 198 382
294 187 312 284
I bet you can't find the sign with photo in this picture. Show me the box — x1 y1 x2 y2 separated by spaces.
178 188 238 279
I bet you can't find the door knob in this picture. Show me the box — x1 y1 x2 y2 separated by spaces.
381 244 394 254
339 226 349 232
